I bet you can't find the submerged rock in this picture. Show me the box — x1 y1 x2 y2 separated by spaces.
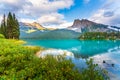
103 60 106 63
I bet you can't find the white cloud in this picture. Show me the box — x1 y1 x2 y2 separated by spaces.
44 22 73 29
21 0 73 17
0 0 16 3
19 18 36 23
90 9 114 24
58 22 73 28
0 0 31 13
37 13 65 25
90 0 120 26
0 0 74 28
36 12 73 28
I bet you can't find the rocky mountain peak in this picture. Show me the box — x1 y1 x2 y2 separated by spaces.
71 19 96 28
24 22 45 30
68 19 111 32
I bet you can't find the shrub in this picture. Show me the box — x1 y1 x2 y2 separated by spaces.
0 39 108 80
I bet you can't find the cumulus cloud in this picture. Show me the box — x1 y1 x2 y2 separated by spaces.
19 18 36 23
27 0 73 13
37 13 73 29
37 13 65 25
44 22 73 29
0 0 31 14
90 0 120 26
0 0 74 28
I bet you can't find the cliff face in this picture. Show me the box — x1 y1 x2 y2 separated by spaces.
69 19 110 32
71 19 96 28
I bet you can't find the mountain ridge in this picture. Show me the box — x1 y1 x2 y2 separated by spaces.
68 19 117 32
21 22 45 30
19 19 120 39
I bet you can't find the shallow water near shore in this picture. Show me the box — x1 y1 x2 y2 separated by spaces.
22 39 120 80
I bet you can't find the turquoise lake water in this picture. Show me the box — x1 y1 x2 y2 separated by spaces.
23 39 120 57
23 39 120 80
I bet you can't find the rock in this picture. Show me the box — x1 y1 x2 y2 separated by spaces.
111 64 114 67
103 60 106 63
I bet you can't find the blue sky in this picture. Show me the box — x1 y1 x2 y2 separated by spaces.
59 0 104 21
0 0 120 28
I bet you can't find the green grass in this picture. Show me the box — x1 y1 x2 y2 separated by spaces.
0 39 108 80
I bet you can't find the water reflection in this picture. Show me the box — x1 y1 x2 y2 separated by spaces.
91 50 120 80
23 39 120 57
69 40 120 57
23 39 120 80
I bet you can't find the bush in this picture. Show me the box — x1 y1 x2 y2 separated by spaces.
0 39 108 80
82 59 109 80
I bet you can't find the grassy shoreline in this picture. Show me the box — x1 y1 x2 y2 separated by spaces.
0 38 108 80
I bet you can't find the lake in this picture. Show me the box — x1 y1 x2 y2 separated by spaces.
23 39 120 57
23 39 120 80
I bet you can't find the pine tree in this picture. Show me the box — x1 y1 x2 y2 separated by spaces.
0 14 7 38
0 23 4 34
6 12 13 39
0 12 20 39
12 13 20 39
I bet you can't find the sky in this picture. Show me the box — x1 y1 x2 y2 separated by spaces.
0 0 120 28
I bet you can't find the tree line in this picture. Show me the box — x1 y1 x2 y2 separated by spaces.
0 12 20 39
79 32 120 40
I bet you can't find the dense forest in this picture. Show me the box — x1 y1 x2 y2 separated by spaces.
0 12 20 39
79 32 120 40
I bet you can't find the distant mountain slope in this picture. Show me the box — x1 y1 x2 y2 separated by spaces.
19 22 56 31
68 19 115 32
19 22 45 30
24 22 45 30
19 19 120 39
20 29 80 39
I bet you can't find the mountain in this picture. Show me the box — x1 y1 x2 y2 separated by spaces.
20 22 45 30
20 29 80 39
19 19 120 39
19 22 80 39
68 19 114 32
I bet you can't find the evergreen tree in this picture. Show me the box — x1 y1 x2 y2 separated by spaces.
0 14 6 38
12 13 20 39
7 12 13 39
0 12 20 39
